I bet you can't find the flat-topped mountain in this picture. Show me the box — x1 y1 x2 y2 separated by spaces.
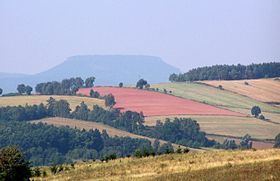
0 55 180 93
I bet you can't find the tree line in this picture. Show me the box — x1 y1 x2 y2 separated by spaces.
0 121 152 166
35 76 95 95
169 62 280 82
0 98 255 149
44 99 216 148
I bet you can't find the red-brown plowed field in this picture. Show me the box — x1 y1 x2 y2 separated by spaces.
77 87 243 117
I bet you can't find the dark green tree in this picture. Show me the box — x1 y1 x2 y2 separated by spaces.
274 133 280 148
136 79 148 89
85 77 95 88
72 102 89 120
159 142 174 154
17 84 26 94
222 139 238 150
153 139 160 154
74 77 84 88
0 146 31 181
90 89 100 98
251 106 261 117
104 94 116 107
170 62 280 82
119 82 123 88
240 134 252 149
0 88 2 96
47 98 71 117
25 85 33 95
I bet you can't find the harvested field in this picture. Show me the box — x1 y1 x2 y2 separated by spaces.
145 115 280 140
201 78 280 104
0 95 105 110
229 107 280 124
151 82 280 113
77 87 242 117
31 117 189 150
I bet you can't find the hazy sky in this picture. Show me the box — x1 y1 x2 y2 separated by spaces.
0 0 279 74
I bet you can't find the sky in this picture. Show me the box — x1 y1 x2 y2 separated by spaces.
0 0 279 74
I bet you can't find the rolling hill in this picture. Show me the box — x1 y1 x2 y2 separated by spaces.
149 82 280 146
77 87 242 117
151 82 280 114
32 149 280 180
31 117 190 150
0 95 105 110
200 78 280 105
0 55 180 93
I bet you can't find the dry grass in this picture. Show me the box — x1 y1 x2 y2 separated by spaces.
32 149 280 180
145 115 280 140
229 107 280 124
201 78 280 103
0 95 105 110
31 117 190 150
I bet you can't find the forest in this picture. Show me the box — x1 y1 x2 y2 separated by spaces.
0 96 256 166
169 62 280 82
0 121 152 166
35 76 95 95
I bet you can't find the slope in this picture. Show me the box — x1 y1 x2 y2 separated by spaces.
201 78 280 104
32 149 280 180
0 95 105 110
31 117 187 150
78 87 243 117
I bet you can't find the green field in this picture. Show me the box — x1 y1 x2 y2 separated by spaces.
32 149 280 180
151 82 280 114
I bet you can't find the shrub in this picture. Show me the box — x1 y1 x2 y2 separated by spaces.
244 81 249 85
240 134 252 149
222 139 238 150
119 82 123 88
218 85 224 90
134 149 142 158
259 114 265 120
102 153 117 162
0 146 31 180
32 167 41 177
90 89 100 98
50 165 58 175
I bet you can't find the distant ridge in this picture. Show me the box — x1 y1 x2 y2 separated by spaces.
0 55 180 93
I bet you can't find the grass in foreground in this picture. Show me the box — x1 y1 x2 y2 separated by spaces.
0 95 105 110
32 149 280 181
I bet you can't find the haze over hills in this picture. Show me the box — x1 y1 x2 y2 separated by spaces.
0 55 180 93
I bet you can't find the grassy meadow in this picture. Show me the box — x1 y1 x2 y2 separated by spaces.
32 149 280 181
